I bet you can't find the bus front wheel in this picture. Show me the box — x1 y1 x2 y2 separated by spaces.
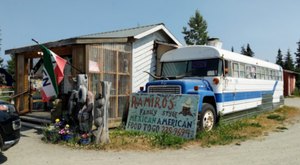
198 103 216 132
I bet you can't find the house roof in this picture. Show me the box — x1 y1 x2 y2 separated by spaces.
5 23 181 55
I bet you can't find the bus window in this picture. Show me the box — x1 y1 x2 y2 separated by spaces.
251 66 256 79
266 69 270 80
275 70 279 80
233 63 239 77
256 66 261 79
260 67 265 79
224 60 232 77
279 71 282 80
246 65 251 78
240 63 245 78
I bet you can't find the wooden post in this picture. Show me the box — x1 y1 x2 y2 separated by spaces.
93 81 111 144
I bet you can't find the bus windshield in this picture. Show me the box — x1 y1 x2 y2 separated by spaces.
161 58 223 78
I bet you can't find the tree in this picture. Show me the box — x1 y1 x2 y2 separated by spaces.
6 55 15 78
0 28 3 68
294 40 300 90
182 10 209 45
241 45 247 55
276 49 284 68
245 44 254 57
0 28 2 52
295 40 300 69
231 46 234 52
0 57 3 68
240 44 254 57
284 49 294 71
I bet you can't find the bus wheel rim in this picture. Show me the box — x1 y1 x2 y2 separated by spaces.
203 110 214 131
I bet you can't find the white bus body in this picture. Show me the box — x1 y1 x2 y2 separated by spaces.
143 45 284 130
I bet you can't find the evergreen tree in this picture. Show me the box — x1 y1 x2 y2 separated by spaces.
0 28 3 68
231 46 234 52
241 44 254 57
182 10 209 45
276 49 284 67
0 57 3 68
0 28 2 52
295 40 300 69
284 49 294 70
6 55 15 78
245 44 254 57
294 40 300 90
241 45 247 55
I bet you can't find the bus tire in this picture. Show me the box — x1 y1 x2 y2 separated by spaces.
198 103 216 132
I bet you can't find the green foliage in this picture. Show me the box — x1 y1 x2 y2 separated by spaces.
110 129 186 148
292 87 300 96
295 40 300 69
267 114 285 121
42 128 61 143
276 49 284 67
151 133 186 148
42 106 297 150
197 121 247 146
284 49 294 71
241 44 254 57
182 10 209 45
110 129 143 137
6 55 15 78
276 126 288 130
0 57 3 68
231 46 234 52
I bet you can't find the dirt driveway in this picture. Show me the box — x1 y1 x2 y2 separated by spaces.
1 98 300 165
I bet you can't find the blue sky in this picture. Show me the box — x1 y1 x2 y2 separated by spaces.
1 0 300 65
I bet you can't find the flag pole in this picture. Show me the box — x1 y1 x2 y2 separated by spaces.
32 38 85 74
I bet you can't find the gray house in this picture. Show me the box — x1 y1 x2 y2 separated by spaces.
6 23 181 126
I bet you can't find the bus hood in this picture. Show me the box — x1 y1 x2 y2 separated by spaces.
145 78 213 94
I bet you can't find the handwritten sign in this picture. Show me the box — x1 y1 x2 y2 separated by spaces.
126 93 199 139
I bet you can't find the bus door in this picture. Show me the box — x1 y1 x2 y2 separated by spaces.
221 60 235 114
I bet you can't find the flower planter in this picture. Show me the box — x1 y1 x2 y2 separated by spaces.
80 138 91 145
44 130 60 143
61 134 73 141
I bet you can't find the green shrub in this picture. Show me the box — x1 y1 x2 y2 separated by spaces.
151 133 186 148
267 114 285 121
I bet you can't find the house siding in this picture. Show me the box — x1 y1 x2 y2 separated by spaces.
132 32 170 92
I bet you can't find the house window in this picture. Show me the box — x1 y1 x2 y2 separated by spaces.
88 43 132 118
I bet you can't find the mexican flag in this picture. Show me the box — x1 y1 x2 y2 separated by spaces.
41 45 67 102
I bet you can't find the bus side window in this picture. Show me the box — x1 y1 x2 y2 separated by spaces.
233 62 239 77
251 66 256 79
240 63 245 78
246 65 251 78
224 60 231 76
256 66 261 79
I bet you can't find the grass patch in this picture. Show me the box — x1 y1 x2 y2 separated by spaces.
267 114 285 121
42 106 300 150
276 126 288 130
196 120 263 146
151 133 186 148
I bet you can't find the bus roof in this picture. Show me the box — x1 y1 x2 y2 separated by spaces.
160 45 281 70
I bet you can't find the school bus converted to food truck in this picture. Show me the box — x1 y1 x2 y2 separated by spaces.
140 45 284 131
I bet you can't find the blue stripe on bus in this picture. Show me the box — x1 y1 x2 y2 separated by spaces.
215 91 263 103
215 81 279 103
272 81 278 95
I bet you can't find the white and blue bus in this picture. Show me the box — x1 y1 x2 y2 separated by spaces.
141 45 284 131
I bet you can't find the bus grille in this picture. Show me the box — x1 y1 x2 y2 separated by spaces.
148 85 181 94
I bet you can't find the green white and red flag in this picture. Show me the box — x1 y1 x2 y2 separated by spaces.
40 45 66 102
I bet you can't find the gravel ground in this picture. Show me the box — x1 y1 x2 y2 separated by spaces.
1 98 300 165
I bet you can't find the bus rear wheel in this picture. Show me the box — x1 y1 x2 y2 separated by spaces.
198 103 216 132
